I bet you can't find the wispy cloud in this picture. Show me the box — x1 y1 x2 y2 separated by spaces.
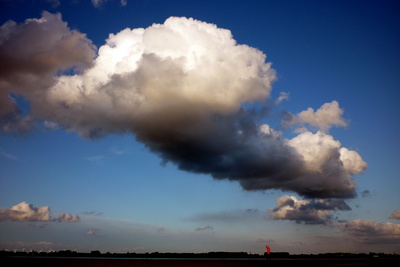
92 0 127 8
82 211 103 216
85 155 105 162
195 225 213 231
0 147 20 161
45 0 60 8
110 146 128 155
275 92 289 104
256 238 275 244
189 209 259 223
85 228 106 237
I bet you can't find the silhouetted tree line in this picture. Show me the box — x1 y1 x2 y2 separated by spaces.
0 249 398 259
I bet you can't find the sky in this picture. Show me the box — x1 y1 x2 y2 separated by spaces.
0 0 399 254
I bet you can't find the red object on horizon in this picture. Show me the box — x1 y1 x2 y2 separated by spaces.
266 245 271 254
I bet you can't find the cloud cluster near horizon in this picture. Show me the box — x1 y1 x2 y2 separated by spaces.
0 12 367 199
267 195 350 225
340 220 400 244
390 210 400 219
0 202 79 222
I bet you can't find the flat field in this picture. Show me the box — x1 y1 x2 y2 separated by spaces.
1 257 399 267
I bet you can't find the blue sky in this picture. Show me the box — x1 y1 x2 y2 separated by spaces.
0 0 399 254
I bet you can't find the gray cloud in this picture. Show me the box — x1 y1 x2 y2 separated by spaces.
389 210 400 219
340 220 400 244
0 14 366 199
0 11 95 135
361 190 371 198
267 195 351 225
195 225 213 231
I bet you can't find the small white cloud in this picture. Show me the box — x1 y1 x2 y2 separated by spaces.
293 101 348 133
58 212 79 222
44 120 58 130
85 228 106 236
86 230 95 235
110 147 128 155
275 92 289 104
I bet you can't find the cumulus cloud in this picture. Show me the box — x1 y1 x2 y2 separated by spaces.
58 212 79 222
267 195 351 225
0 202 79 222
0 147 19 161
283 101 347 133
0 202 50 222
0 11 95 134
340 220 400 244
0 14 366 199
389 210 400 219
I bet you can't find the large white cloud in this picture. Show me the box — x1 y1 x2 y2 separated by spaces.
0 13 366 199
44 16 275 138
